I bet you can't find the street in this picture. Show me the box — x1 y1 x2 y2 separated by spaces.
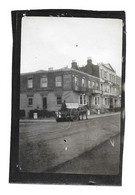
49 134 120 175
19 113 121 173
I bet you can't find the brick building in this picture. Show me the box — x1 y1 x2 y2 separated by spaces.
20 67 101 118
72 58 121 111
20 58 121 118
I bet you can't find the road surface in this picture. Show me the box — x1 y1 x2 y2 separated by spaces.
19 113 121 173
49 134 120 175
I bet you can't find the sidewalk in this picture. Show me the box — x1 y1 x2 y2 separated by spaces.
20 112 120 123
87 112 120 119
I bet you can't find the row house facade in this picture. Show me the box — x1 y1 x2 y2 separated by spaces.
20 68 101 117
20 58 121 118
98 63 121 111
72 58 121 112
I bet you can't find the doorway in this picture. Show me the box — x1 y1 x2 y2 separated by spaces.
43 97 47 109
110 98 113 109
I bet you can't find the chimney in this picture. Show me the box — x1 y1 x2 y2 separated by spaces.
86 57 93 75
48 67 53 71
71 60 78 70
87 57 92 65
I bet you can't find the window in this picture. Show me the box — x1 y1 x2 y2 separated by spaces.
104 71 107 78
84 95 86 104
102 70 104 78
96 82 99 89
98 97 100 104
27 78 33 88
82 78 86 88
113 75 115 83
100 69 102 78
106 72 108 79
56 76 62 87
107 85 109 92
88 80 91 88
104 84 107 92
40 77 47 88
28 97 33 106
75 76 78 86
80 95 82 104
112 75 113 82
95 97 97 105
114 76 116 83
95 97 99 105
57 96 62 104
105 98 108 105
92 81 95 88
100 83 103 90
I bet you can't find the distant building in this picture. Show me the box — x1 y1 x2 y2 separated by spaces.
71 58 121 112
71 57 99 77
98 62 121 111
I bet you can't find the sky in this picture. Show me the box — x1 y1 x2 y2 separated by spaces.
21 16 123 76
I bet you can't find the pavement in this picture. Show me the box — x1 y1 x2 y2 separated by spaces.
20 111 120 123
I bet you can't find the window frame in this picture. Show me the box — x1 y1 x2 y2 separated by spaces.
28 97 33 106
55 76 62 87
75 76 78 86
80 94 83 104
88 80 91 88
40 76 48 88
84 94 86 104
57 96 62 104
92 81 95 88
27 78 33 89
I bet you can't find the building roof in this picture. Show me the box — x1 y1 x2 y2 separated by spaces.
101 63 116 73
21 67 100 80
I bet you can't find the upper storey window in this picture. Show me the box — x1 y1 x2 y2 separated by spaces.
82 78 86 88
40 77 48 88
88 80 91 88
75 76 78 86
56 76 62 87
27 78 33 88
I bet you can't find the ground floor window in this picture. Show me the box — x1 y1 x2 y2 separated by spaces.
28 97 33 106
95 97 97 105
95 96 100 105
80 95 83 104
84 95 86 104
57 96 62 104
97 97 100 104
105 98 109 105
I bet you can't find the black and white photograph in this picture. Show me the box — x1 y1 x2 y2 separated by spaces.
9 9 126 186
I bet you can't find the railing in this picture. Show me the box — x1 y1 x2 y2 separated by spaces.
73 84 101 93
92 89 102 94
103 91 117 96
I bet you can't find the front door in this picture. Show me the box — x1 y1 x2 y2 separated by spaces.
89 96 91 108
43 97 47 109
110 98 113 109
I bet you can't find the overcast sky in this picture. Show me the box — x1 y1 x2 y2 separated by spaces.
21 16 123 76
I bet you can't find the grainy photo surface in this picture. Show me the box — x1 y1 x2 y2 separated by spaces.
9 10 126 185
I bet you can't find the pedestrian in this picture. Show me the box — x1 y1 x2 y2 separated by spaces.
61 100 67 111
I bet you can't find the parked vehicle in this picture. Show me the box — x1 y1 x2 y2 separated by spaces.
55 103 88 122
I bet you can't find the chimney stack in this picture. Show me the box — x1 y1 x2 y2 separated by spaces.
87 57 92 65
86 57 93 74
71 60 78 70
